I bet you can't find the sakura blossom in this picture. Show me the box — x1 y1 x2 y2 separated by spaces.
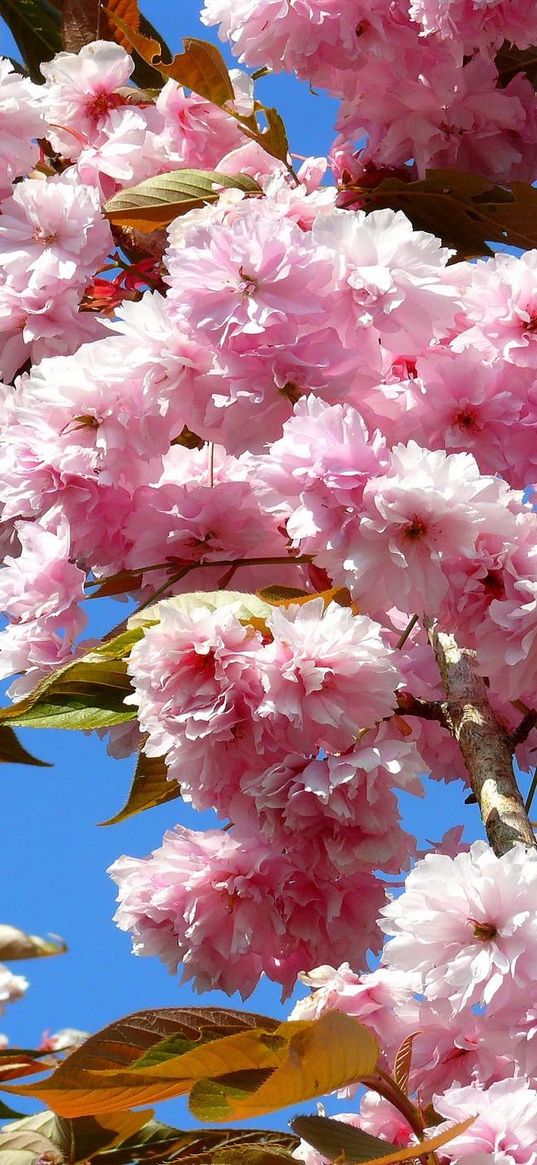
109 823 386 998
3 0 537 1131
380 842 537 1016
0 60 45 197
433 1079 537 1165
0 965 28 1014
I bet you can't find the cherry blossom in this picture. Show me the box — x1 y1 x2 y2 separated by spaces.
380 842 537 1016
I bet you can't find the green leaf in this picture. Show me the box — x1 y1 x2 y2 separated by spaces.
291 1115 477 1165
353 169 537 259
99 748 178 826
0 628 143 732
0 924 66 960
0 0 61 82
291 1118 400 1164
1 690 135 731
0 727 51 768
104 169 262 230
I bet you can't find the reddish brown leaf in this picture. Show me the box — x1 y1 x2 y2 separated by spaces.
60 0 97 49
393 1034 416 1095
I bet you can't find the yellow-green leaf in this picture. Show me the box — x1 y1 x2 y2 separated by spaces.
0 628 142 732
0 727 51 768
99 748 178 826
189 1013 379 1122
0 925 66 960
128 590 273 632
104 169 262 231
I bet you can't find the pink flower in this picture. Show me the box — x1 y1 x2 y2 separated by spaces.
0 509 85 628
123 478 286 585
380 842 537 1017
356 1092 415 1146
165 199 334 345
201 0 372 85
0 60 45 195
292 963 418 1055
433 1079 537 1165
257 599 401 750
0 964 28 1014
409 0 537 53
254 396 389 541
0 175 112 287
312 207 457 349
41 41 136 160
0 282 107 382
337 443 516 613
125 598 267 812
451 251 537 369
235 732 420 878
148 77 245 170
109 823 386 998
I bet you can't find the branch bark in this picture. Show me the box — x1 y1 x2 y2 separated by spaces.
428 625 536 856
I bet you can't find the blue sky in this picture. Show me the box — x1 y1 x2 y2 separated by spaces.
0 0 484 1131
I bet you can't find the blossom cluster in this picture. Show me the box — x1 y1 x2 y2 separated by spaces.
202 0 537 187
293 843 537 1164
1 14 537 1146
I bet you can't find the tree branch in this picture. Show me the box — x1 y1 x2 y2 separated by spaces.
428 624 536 856
396 690 447 724
510 709 537 748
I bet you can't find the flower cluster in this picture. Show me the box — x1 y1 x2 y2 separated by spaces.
293 844 537 1163
202 0 537 187
1 13 537 1122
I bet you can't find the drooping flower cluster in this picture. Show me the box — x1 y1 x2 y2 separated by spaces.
1 9 537 1141
202 0 537 187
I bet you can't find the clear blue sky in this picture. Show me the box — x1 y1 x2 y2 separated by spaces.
0 0 482 1131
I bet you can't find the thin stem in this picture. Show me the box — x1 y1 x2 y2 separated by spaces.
132 565 193 615
209 442 215 488
525 769 537 814
396 613 418 650
362 1072 425 1144
85 554 313 590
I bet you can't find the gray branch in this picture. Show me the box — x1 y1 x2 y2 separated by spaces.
428 625 536 856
